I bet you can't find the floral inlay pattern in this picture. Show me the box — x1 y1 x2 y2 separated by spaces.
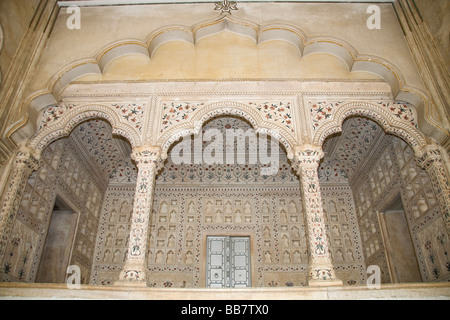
112 103 144 132
378 102 418 129
310 101 340 131
73 120 131 180
251 102 294 133
332 117 381 178
39 103 144 132
39 104 77 130
160 102 203 134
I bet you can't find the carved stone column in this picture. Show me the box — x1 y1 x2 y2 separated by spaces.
0 147 40 263
292 145 342 286
416 143 450 234
115 146 164 287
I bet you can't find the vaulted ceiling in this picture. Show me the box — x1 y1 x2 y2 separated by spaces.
69 119 134 184
321 117 385 183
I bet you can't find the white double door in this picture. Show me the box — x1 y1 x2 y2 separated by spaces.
206 236 251 288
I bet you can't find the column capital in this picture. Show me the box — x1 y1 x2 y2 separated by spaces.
415 143 444 170
15 146 41 172
292 145 324 172
293 145 324 161
131 145 164 171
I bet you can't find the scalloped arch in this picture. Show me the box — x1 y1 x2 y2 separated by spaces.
34 15 423 105
158 101 295 158
29 104 140 153
17 13 447 150
313 101 428 154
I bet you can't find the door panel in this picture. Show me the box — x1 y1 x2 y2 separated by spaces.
230 237 251 288
206 236 251 288
207 237 227 288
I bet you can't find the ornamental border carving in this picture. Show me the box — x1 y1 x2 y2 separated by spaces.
30 104 143 152
311 101 427 153
28 89 428 167
157 100 297 157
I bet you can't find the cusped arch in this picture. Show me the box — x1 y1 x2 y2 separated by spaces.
158 101 296 159
33 15 424 105
14 13 447 152
313 101 428 154
29 104 141 153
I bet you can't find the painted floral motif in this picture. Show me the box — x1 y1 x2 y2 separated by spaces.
378 102 418 129
39 104 77 130
417 218 450 281
310 101 340 131
75 121 121 176
109 161 138 184
310 268 334 281
318 159 348 183
112 103 144 132
251 102 294 133
331 117 382 178
160 102 202 134
39 103 144 133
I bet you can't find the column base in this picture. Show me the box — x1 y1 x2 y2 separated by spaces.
308 260 342 287
114 260 147 287
113 280 148 288
308 279 343 287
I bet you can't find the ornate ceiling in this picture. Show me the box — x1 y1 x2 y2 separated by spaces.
69 119 134 184
321 117 384 182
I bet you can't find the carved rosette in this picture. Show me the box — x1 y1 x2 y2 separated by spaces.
0 148 40 261
116 146 164 286
416 144 450 233
292 145 341 285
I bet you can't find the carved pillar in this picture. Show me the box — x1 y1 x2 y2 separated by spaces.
0 147 40 263
115 146 164 286
292 145 342 286
416 143 450 234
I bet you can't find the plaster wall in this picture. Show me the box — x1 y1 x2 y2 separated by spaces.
0 0 41 84
413 0 450 73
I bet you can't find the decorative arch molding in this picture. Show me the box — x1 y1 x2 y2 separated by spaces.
157 100 297 158
8 13 446 150
43 17 417 103
26 14 428 110
29 103 143 153
311 100 428 154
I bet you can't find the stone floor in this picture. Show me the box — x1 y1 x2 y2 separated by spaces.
0 282 449 300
